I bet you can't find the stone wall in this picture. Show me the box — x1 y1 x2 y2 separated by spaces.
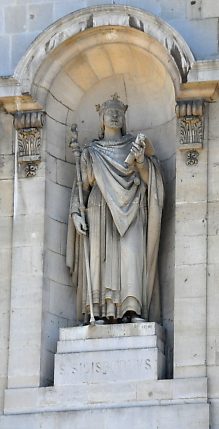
207 100 219 427
41 98 76 385
37 32 177 383
0 113 14 411
1 2 219 428
1 0 219 76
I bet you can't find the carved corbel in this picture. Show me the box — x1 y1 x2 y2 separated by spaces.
176 100 205 165
13 110 45 177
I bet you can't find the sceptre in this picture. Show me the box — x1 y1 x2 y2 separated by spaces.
69 124 95 326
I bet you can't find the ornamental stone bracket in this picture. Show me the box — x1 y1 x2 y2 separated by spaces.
13 110 45 177
176 100 205 166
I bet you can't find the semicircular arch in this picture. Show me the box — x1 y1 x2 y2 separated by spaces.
14 5 194 97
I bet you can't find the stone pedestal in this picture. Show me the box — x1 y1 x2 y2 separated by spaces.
4 323 208 429
54 322 165 386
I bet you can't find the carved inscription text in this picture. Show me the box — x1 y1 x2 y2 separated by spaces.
71 358 151 376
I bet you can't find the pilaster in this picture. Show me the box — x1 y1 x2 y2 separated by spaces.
174 99 208 378
7 109 46 388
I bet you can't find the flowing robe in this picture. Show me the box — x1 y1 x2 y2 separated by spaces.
66 134 164 322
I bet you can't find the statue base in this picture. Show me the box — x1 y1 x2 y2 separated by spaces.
54 322 166 386
5 322 208 428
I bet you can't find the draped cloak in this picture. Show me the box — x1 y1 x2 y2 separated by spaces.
66 135 164 322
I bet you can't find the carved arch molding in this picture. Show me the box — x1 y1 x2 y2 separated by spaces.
2 5 218 104
1 5 218 171
4 6 218 391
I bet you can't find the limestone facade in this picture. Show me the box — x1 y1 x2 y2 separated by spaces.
1 2 219 428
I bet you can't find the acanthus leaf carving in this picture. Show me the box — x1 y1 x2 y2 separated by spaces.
176 100 205 166
17 128 41 161
13 110 45 177
179 117 203 146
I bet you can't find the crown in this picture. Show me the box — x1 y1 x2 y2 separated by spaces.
96 93 128 114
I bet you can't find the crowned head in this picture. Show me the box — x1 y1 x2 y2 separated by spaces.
96 93 128 115
96 93 128 139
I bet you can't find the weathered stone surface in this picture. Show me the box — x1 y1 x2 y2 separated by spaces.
11 215 43 248
55 348 165 385
57 335 164 354
175 263 206 299
207 262 219 373
46 180 71 223
46 217 67 256
11 32 39 71
46 153 57 183
46 93 68 125
43 312 69 354
13 5 194 95
169 17 218 59
208 367 219 398
51 73 84 112
0 277 11 409
0 180 13 216
28 4 53 32
46 117 66 161
48 281 75 321
176 161 207 204
2 402 209 429
0 113 13 155
208 139 219 201
5 5 27 33
0 36 11 76
14 177 45 216
208 236 219 264
161 0 186 19
3 378 208 421
54 323 165 386
56 159 73 188
208 202 219 236
176 202 207 237
46 249 71 286
1 4 219 429
201 0 219 18
9 377 205 408
0 154 14 179
186 0 202 20
59 321 164 341
175 234 206 266
209 104 219 140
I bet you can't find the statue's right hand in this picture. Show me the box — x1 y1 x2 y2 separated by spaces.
72 213 87 236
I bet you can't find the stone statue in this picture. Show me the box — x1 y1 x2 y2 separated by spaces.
66 94 164 325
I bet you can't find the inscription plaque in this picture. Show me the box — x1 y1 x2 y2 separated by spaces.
55 348 164 385
54 323 165 386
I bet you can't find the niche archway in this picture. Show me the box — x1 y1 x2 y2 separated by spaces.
13 6 194 385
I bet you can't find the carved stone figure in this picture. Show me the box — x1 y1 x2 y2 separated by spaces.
66 94 164 324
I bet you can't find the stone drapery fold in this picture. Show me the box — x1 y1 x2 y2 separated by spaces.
66 136 164 322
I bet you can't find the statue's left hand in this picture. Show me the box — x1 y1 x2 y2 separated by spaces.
131 133 146 164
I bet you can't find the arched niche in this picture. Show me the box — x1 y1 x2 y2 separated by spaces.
12 6 194 385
